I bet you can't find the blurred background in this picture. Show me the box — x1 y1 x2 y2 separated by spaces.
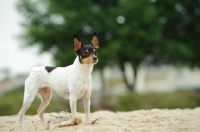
0 0 200 116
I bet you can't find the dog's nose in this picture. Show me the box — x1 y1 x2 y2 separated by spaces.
93 56 97 61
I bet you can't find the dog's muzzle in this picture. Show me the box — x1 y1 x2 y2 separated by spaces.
93 56 97 61
92 55 98 63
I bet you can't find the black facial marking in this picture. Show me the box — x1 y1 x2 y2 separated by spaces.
81 45 97 58
45 66 57 73
75 45 98 64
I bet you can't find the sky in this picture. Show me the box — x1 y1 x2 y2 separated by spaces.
0 0 53 80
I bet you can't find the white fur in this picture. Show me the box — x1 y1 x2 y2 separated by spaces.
18 56 95 124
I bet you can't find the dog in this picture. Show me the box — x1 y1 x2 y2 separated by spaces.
18 32 99 124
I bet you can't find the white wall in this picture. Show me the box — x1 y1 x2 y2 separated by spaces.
135 66 200 93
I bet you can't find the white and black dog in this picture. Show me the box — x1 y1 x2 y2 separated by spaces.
18 32 99 124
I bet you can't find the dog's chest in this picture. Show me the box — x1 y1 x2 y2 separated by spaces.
50 66 92 99
73 74 90 86
73 77 91 98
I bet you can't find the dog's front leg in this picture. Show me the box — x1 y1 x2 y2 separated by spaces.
83 93 91 120
69 95 77 118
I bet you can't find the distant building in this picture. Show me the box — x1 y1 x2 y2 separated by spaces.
0 76 26 96
135 66 200 93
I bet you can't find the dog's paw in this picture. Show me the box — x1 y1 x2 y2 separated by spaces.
46 112 82 130
74 116 82 125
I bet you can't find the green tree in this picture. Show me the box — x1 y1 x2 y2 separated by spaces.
111 0 200 91
111 0 163 90
154 0 200 66
17 0 200 93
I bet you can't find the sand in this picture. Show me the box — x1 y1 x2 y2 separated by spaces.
0 108 200 132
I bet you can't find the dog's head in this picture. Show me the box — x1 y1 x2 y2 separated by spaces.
73 32 99 64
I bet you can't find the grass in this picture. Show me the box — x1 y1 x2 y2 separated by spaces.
114 90 200 111
0 86 200 116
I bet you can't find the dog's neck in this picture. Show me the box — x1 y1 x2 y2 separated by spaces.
73 56 94 75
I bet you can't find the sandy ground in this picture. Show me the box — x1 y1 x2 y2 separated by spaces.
0 108 200 132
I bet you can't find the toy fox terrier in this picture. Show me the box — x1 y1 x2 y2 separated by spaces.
18 32 99 124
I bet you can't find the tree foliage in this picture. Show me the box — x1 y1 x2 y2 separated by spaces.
17 0 200 91
17 0 118 68
154 0 200 66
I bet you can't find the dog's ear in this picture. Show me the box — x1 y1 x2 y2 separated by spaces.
91 32 99 49
73 35 82 51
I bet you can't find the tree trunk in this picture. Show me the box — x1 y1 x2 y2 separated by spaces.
121 65 138 91
121 67 133 91
99 66 106 108
132 66 138 91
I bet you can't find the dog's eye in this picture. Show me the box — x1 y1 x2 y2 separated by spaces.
94 51 98 56
83 51 89 56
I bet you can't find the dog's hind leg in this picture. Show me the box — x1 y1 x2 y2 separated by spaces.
18 85 38 124
37 87 52 122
